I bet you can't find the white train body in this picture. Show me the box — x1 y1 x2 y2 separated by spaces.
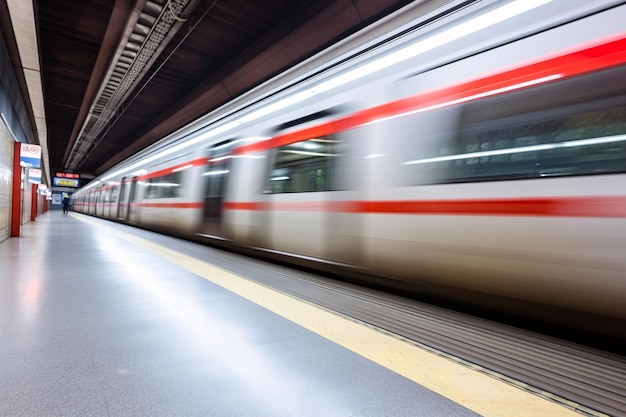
73 0 626 336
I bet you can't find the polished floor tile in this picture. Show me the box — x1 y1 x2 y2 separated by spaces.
0 213 478 417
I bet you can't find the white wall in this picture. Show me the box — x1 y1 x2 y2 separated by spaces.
0 118 13 243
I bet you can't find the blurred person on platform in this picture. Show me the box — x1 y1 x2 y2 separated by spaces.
62 193 70 214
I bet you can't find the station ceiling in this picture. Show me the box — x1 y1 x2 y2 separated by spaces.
3 0 414 180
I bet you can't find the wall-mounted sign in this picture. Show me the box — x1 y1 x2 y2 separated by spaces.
20 144 41 168
53 177 80 187
56 172 80 179
28 168 41 184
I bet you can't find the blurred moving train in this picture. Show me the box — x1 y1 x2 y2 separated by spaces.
72 0 626 339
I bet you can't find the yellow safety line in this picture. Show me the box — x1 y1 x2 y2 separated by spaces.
74 214 592 417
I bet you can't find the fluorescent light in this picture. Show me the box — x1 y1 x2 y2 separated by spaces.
403 134 626 165
301 142 320 150
282 150 336 157
561 135 626 147
202 169 230 176
147 183 179 187
209 156 232 162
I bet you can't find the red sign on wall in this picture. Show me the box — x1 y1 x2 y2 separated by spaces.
56 172 80 179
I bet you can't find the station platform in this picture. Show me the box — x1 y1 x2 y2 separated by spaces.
0 212 585 417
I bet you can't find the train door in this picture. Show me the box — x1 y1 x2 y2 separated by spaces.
262 120 363 265
117 178 128 220
93 187 100 216
89 190 96 215
102 187 110 218
127 176 140 223
200 140 235 238
109 185 119 219
96 185 105 217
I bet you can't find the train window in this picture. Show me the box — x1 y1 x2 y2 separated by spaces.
119 180 127 201
110 185 119 203
204 167 228 198
400 67 626 184
203 140 234 221
144 172 183 199
267 134 347 193
204 140 234 198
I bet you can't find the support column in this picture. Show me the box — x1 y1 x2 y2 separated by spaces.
31 183 38 221
11 142 22 237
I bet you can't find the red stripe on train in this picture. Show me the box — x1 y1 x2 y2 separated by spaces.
223 201 361 212
233 33 626 155
138 202 204 209
224 196 626 218
135 158 209 181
